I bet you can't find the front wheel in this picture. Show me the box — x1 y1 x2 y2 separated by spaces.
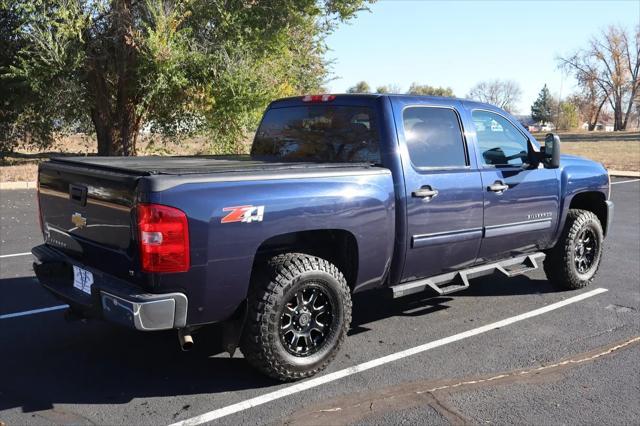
240 253 352 381
544 209 604 289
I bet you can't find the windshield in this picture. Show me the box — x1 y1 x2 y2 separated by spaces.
251 105 381 164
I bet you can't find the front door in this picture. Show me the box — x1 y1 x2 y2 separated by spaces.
397 101 484 282
466 108 560 262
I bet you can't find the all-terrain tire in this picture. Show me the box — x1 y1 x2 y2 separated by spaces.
240 253 352 381
544 209 604 290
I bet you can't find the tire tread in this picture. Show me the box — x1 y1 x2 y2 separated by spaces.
240 253 352 381
544 209 603 289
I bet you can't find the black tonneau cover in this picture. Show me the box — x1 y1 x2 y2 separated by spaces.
51 155 376 176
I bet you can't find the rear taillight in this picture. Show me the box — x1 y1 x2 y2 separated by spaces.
137 203 190 273
302 94 336 102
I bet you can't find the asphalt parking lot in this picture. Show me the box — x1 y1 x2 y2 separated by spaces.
1 178 639 425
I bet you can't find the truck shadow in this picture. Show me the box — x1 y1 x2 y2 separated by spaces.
0 272 561 414
0 305 274 414
349 272 560 336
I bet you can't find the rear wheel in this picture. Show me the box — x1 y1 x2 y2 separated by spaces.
240 253 352 381
544 209 604 289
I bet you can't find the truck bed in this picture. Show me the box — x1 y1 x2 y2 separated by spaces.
51 155 379 176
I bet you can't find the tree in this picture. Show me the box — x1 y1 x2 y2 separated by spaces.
375 84 402 94
0 1 61 152
558 25 639 131
569 76 608 131
346 81 371 93
2 0 370 155
406 83 454 97
556 101 580 130
531 85 554 124
466 79 522 113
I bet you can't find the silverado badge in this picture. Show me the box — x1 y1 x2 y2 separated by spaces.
71 212 87 229
527 212 553 220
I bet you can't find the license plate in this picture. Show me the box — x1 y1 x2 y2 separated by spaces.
73 265 94 295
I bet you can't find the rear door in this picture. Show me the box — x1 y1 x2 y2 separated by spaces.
464 107 560 262
393 98 484 282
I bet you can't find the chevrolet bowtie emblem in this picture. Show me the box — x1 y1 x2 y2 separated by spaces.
71 212 87 229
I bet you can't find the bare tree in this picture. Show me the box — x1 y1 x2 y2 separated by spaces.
575 75 609 131
559 25 639 131
466 79 522 113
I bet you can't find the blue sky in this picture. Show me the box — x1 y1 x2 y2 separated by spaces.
325 0 640 114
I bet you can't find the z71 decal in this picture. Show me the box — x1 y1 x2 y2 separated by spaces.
221 205 265 223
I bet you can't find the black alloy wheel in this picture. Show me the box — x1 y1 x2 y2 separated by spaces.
279 285 334 357
574 227 599 274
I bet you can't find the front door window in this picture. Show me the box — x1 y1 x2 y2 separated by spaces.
472 110 529 167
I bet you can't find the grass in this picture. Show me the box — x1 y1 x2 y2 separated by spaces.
531 131 639 171
1 133 250 182
561 141 639 172
1 131 638 182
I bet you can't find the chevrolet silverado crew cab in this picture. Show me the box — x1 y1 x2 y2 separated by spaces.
33 94 613 381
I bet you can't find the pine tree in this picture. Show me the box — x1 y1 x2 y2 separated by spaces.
531 85 554 124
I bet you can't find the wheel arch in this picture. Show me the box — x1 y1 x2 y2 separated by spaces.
251 229 359 292
568 191 609 236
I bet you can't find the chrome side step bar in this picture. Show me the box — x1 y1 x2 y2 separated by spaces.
391 252 546 298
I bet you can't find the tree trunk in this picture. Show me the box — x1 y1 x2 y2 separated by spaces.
91 109 113 156
621 90 638 131
113 0 138 156
87 57 115 155
588 97 607 131
613 96 624 131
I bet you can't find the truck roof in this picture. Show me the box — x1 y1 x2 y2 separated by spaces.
268 93 487 108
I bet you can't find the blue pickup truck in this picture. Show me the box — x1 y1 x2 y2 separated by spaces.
33 94 613 381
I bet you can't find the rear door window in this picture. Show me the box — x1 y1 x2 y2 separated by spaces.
252 106 381 163
402 107 467 168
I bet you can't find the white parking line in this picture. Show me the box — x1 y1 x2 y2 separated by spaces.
0 252 32 259
169 287 609 426
611 179 640 185
0 304 68 320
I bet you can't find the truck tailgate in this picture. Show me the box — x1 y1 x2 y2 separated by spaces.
38 161 141 276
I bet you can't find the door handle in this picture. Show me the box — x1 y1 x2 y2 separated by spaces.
412 186 439 200
488 181 509 193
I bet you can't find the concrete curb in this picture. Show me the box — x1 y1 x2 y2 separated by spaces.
0 181 37 190
1 170 638 190
608 170 640 178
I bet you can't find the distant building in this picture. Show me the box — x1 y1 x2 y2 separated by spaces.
516 115 555 132
526 123 555 132
580 121 614 132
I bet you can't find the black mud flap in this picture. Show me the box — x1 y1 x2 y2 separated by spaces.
222 299 248 357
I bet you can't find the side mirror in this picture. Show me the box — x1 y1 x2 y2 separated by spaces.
523 140 538 170
543 133 561 169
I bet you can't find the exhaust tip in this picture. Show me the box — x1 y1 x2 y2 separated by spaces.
178 330 194 351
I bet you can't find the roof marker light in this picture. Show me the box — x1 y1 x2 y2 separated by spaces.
302 94 336 102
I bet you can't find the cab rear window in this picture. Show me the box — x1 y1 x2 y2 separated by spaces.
251 106 381 163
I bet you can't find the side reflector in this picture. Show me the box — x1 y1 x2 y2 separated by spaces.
137 203 190 273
